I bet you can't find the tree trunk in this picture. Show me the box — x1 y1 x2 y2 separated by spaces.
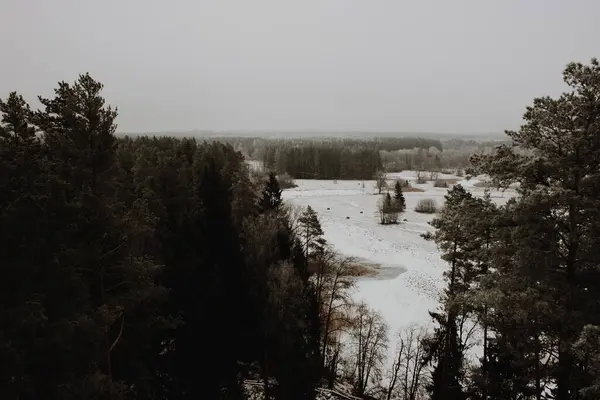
321 272 339 366
482 304 488 400
260 348 272 400
387 340 404 400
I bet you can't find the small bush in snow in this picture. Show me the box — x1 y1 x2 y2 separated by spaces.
433 179 449 188
429 171 440 181
420 231 435 240
415 199 437 214
397 179 410 188
415 170 428 184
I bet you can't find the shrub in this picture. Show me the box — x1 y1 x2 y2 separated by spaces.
403 186 425 193
277 172 297 189
420 231 434 240
414 198 437 214
433 179 449 188
415 171 427 184
397 179 411 188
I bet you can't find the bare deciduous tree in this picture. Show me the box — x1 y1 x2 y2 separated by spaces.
386 325 429 400
415 170 426 184
374 170 387 194
312 250 355 387
350 303 389 397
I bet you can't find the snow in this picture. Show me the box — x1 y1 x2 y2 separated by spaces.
282 172 514 367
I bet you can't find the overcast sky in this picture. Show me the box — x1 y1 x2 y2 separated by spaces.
1 0 599 134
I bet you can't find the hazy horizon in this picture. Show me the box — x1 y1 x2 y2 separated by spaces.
2 0 599 134
117 129 508 140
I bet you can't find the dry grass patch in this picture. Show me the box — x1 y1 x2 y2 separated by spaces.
345 263 378 277
403 186 425 192
328 309 354 333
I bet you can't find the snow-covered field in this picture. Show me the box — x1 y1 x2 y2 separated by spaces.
282 171 513 366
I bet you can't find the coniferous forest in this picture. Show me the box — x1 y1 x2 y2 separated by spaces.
0 74 324 399
1 58 600 400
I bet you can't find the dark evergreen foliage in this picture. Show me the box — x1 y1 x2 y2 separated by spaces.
0 75 323 400
393 180 406 212
259 171 283 212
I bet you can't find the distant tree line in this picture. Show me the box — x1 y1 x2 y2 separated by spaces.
204 137 443 159
255 140 440 180
198 137 442 180
261 143 384 180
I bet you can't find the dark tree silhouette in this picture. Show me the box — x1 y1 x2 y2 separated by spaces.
394 180 406 213
259 171 283 212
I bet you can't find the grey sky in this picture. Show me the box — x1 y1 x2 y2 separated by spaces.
1 0 599 134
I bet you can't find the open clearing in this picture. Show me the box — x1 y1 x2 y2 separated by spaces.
283 171 513 365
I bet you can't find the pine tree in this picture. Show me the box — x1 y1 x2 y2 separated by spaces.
0 92 52 398
259 171 283 212
384 191 392 208
31 74 165 398
574 325 600 398
298 206 327 262
472 58 600 400
393 180 406 213
424 185 495 399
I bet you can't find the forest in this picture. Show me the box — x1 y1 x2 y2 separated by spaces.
1 57 600 400
416 59 600 400
198 136 442 180
0 74 410 399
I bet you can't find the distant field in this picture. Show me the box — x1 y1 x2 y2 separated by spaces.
283 171 514 368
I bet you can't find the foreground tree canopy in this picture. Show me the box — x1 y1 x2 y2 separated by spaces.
0 74 325 399
425 58 600 400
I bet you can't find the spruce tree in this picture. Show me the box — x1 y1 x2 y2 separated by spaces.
393 180 406 212
383 191 398 223
259 171 283 212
